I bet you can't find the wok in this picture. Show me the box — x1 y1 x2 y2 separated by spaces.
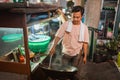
39 63 78 79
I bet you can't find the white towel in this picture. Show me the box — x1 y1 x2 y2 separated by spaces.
66 20 85 42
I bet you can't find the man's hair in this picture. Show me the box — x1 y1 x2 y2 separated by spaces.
72 6 84 16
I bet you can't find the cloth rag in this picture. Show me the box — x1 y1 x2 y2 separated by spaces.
66 20 85 42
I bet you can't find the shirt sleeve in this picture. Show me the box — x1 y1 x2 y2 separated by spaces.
84 25 89 43
55 21 68 38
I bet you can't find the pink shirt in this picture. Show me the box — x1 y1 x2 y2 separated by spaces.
55 21 89 56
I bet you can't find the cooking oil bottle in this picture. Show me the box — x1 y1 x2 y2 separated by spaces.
18 45 25 63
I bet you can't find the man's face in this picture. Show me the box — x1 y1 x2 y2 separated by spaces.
72 12 82 25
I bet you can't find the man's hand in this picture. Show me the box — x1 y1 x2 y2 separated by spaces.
56 8 64 15
56 8 67 23
83 57 87 64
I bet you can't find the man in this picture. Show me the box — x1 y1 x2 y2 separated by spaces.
67 0 74 11
49 5 89 68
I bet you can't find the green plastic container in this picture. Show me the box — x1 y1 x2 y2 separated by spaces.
28 35 51 53
13 0 23 2
2 34 23 42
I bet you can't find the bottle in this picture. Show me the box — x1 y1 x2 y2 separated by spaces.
18 45 25 55
117 52 120 67
18 45 25 63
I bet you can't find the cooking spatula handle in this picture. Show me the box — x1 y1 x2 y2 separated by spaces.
48 55 53 69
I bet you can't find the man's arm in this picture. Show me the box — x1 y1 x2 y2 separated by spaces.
83 42 89 64
49 9 67 55
49 36 61 55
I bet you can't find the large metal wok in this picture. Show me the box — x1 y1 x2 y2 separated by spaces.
39 63 78 80
39 54 78 80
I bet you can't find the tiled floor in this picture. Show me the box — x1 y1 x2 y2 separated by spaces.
79 61 120 80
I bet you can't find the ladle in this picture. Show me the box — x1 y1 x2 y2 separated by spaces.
48 55 53 69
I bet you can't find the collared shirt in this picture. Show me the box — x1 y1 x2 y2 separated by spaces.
55 21 89 56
